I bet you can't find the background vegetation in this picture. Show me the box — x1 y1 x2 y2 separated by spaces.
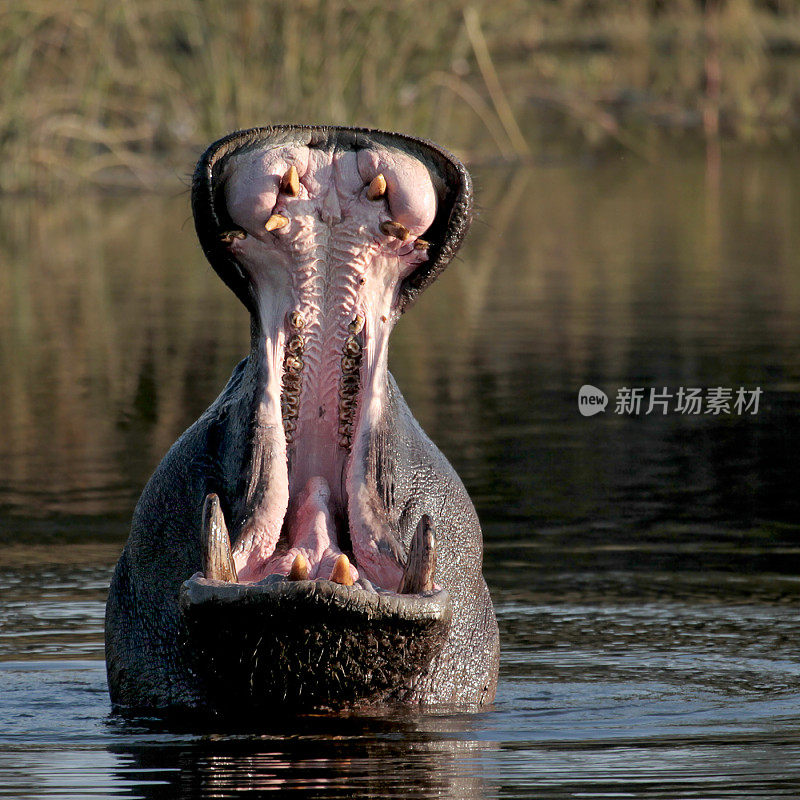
2 0 800 192
3 0 800 530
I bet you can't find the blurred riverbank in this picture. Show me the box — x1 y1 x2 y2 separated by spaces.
3 1 800 192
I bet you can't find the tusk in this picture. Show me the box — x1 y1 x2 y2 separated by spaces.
288 553 310 581
280 165 300 197
330 554 354 586
399 515 436 594
367 173 387 200
265 214 289 232
202 493 238 582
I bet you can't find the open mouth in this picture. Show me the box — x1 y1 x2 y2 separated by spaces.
174 126 472 708
186 126 470 599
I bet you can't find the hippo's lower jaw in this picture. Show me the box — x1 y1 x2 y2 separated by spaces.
180 572 452 711
180 496 452 712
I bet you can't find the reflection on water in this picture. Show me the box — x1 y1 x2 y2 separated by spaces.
110 716 492 799
2 149 800 798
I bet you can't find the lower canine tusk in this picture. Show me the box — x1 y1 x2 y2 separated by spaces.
399 515 436 594
202 493 238 582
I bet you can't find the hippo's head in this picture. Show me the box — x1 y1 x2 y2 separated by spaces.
105 126 497 715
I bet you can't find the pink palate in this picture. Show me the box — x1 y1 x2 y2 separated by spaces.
221 143 435 585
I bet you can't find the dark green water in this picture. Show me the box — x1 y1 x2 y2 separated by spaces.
2 150 800 798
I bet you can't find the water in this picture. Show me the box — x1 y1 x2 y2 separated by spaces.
2 149 800 798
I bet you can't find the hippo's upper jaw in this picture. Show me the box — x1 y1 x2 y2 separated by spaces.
105 127 498 715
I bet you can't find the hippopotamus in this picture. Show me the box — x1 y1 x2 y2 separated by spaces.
105 125 499 714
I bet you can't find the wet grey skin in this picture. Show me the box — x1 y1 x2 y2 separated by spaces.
104 125 500 715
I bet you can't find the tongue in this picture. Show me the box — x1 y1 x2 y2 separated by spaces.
237 476 358 582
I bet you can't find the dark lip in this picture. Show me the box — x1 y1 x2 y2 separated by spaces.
180 573 452 623
178 574 453 712
190 124 473 315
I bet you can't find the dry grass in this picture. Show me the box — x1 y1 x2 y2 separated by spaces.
2 0 800 192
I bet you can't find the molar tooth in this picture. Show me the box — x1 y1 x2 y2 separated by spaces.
201 493 238 583
344 336 361 356
287 335 305 353
399 515 436 594
330 555 354 586
285 355 303 373
265 214 289 232
219 229 246 243
288 553 310 581
341 356 358 371
380 220 410 241
348 315 365 335
280 165 300 197
288 311 305 330
414 238 430 251
367 173 387 200
341 377 359 392
339 436 352 450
